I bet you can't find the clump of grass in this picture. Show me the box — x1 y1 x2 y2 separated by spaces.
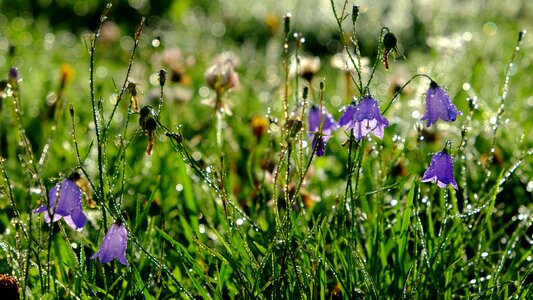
0 0 532 298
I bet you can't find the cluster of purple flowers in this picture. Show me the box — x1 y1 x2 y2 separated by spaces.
33 175 129 266
308 80 462 189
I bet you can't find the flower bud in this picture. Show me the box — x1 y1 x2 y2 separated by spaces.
352 5 359 24
158 69 167 87
383 32 397 50
284 13 291 35
204 61 239 93
518 30 526 42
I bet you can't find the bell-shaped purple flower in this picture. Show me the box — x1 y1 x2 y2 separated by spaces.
421 149 458 189
91 222 129 266
33 179 87 230
308 105 338 156
339 96 389 140
421 81 462 127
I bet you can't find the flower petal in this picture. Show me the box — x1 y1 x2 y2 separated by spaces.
91 223 129 266
422 150 458 189
422 82 462 127
344 97 389 140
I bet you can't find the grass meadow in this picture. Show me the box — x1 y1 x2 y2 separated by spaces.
0 0 532 298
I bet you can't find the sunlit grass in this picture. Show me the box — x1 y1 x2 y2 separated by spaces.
0 0 532 298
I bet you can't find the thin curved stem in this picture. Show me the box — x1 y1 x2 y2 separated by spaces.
381 73 433 115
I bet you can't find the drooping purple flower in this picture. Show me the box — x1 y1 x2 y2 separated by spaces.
308 105 338 156
91 222 129 266
339 96 389 140
421 81 462 127
421 149 458 189
33 178 87 230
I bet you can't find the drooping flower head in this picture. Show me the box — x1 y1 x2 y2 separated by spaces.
383 31 399 70
203 54 239 115
91 222 129 266
204 56 239 94
308 105 338 156
421 147 458 189
33 177 87 230
293 56 321 82
339 96 389 140
421 81 462 127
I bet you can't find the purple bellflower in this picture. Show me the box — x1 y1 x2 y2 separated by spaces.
421 148 458 189
308 105 338 156
421 81 462 127
33 178 87 230
339 96 389 140
91 222 129 266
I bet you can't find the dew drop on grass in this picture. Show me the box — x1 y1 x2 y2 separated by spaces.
29 187 42 195
481 252 488 258
192 151 201 161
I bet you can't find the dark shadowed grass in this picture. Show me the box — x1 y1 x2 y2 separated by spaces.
0 0 532 299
